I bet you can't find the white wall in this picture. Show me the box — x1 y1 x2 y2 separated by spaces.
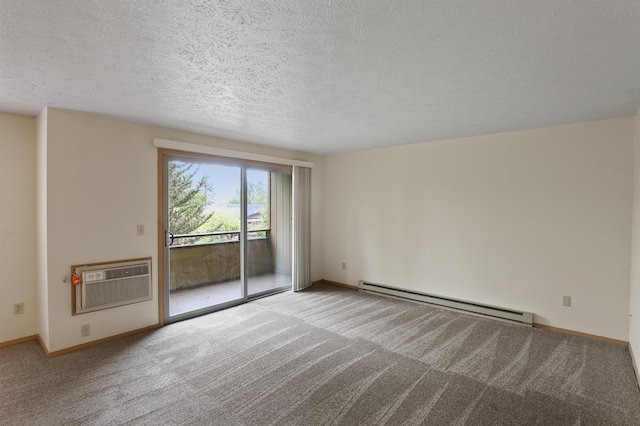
323 118 633 341
41 108 323 352
0 114 37 343
630 106 640 361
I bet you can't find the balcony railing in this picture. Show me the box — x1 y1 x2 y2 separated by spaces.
169 229 270 247
168 232 274 290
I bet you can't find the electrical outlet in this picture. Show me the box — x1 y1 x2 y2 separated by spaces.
13 303 24 315
137 224 144 236
342 262 346 270
80 324 91 337
563 295 571 307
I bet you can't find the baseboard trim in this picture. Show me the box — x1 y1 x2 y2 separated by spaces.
37 334 50 356
533 323 628 346
629 344 640 390
314 279 360 290
0 334 38 348
43 323 162 357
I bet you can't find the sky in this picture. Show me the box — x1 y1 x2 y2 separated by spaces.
188 162 268 205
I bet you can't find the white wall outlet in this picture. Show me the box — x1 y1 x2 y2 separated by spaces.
80 324 91 337
137 224 144 236
562 295 571 307
342 262 346 270
13 302 24 315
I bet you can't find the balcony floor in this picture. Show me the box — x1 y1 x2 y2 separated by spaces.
169 272 292 316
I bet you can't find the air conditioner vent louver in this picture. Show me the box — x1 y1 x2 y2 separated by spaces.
74 259 152 314
106 265 148 280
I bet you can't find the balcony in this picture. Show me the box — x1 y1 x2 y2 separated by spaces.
168 231 291 315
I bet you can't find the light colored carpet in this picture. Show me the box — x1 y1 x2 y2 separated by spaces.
1 283 639 425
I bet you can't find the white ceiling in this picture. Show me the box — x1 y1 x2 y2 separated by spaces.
1 1 639 155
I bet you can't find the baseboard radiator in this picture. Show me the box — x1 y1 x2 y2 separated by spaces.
74 258 152 314
359 281 533 325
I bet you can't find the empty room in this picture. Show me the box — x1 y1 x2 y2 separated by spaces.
2 1 640 424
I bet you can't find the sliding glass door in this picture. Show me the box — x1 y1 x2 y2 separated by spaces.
163 154 292 323
246 169 292 296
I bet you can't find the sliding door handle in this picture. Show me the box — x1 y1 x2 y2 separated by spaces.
166 231 174 246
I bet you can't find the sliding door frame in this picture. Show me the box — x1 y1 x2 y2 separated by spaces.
157 149 292 325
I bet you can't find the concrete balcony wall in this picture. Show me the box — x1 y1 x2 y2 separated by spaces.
169 239 273 290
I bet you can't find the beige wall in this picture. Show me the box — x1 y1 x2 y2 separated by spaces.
323 118 633 341
3 105 637 348
35 109 50 348
0 113 37 343
630 106 640 360
40 108 323 352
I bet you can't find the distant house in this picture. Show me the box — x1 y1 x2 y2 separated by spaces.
247 211 263 223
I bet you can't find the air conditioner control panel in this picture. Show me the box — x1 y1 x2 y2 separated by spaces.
83 271 105 283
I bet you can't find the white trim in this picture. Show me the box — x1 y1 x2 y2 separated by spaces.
153 138 314 168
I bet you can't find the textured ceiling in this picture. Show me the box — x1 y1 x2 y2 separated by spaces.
1 1 639 155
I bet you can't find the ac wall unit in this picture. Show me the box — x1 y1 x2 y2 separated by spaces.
73 258 152 314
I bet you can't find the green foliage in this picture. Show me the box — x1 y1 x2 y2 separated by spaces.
228 181 268 205
169 162 270 245
168 161 214 235
204 211 240 232
197 210 241 243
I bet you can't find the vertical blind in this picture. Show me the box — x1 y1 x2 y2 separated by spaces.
292 166 311 291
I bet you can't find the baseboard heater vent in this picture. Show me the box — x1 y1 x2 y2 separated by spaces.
73 258 152 314
360 281 533 325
